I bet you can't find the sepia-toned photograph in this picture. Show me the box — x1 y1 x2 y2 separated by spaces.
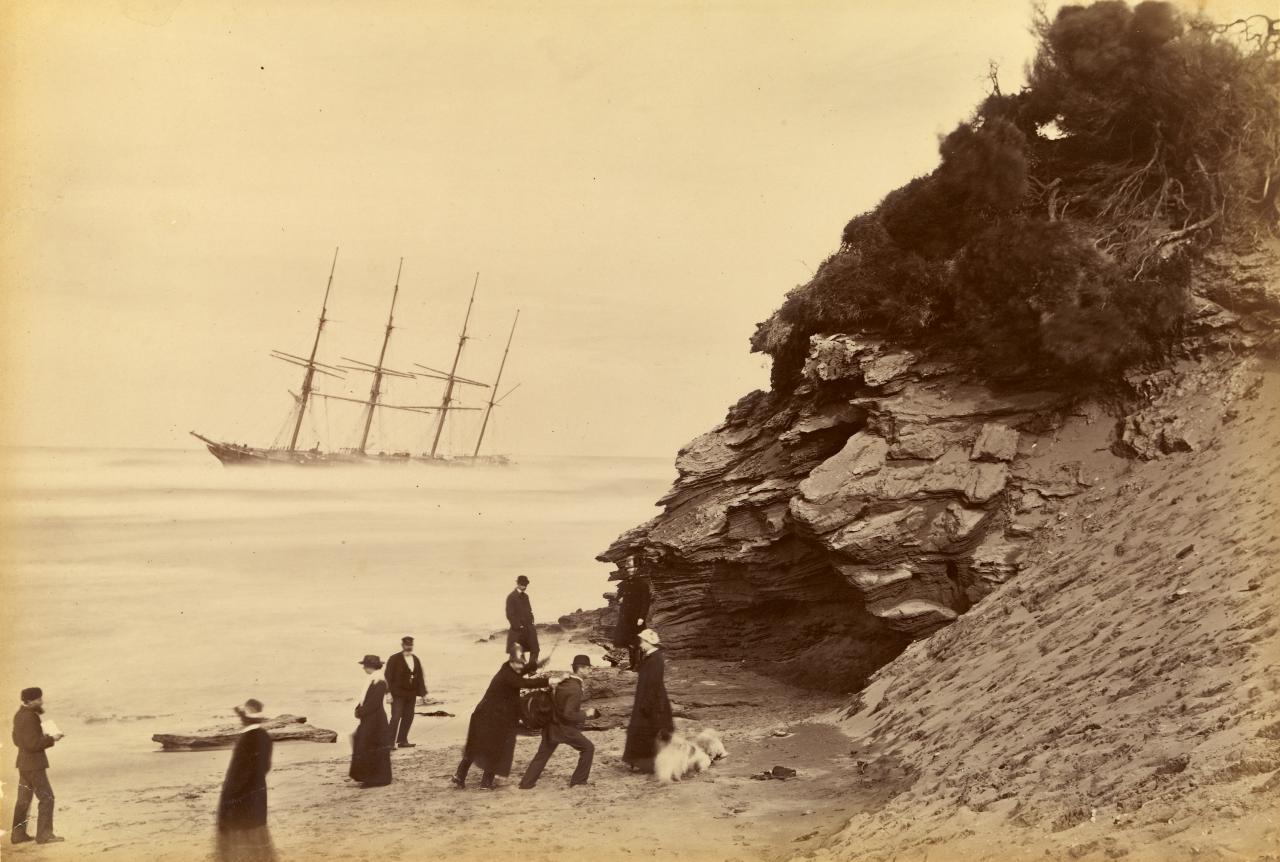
1 1 1277 860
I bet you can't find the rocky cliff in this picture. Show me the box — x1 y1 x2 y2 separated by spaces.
599 243 1280 693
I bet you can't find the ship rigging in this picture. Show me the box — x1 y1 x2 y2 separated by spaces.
191 249 520 466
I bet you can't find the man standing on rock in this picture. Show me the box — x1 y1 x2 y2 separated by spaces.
519 654 599 789
10 686 64 845
385 636 427 748
506 575 540 672
216 698 276 862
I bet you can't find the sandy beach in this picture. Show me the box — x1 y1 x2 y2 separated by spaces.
3 657 876 862
4 4 1278 861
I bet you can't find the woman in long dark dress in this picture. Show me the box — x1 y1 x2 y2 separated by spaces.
216 699 277 862
349 654 393 788
622 628 674 773
452 650 550 789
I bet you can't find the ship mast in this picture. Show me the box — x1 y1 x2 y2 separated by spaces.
285 247 340 452
428 272 479 458
473 310 519 458
355 258 403 454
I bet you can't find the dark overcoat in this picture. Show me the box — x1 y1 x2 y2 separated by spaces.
12 707 55 771
612 578 652 648
384 653 427 699
462 663 549 776
349 678 392 786
505 589 539 654
622 648 674 766
217 726 272 832
544 676 591 744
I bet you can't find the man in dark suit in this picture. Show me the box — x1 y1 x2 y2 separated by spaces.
10 686 64 845
384 636 427 748
613 574 652 670
216 698 276 862
505 575 539 672
518 654 598 789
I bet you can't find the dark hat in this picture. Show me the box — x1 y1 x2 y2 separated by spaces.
358 654 384 669
234 700 268 723
20 687 42 703
401 636 414 645
516 575 530 586
571 654 592 669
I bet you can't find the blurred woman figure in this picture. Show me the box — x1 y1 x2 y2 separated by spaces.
216 699 276 862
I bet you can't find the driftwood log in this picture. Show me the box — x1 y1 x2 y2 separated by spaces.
152 714 338 751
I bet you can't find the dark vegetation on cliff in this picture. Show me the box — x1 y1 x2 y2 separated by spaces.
756 2 1280 390
601 0 1279 698
598 8 1279 855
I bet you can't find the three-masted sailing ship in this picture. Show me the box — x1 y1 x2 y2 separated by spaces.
191 249 520 467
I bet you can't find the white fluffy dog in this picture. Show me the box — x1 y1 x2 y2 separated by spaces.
654 729 728 783
654 733 710 784
691 729 727 762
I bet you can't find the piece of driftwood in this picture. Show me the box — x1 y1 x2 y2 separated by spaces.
152 714 338 751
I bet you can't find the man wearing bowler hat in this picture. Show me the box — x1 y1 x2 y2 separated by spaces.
11 686 64 845
518 654 598 789
385 636 427 748
505 575 540 672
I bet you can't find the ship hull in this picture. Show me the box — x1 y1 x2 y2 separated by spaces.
190 432 511 467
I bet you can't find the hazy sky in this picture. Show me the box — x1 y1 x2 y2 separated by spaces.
0 0 1261 458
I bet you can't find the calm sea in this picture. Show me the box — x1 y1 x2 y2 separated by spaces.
0 446 672 784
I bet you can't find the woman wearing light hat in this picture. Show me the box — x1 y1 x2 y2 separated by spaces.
622 628 673 773
349 654 393 788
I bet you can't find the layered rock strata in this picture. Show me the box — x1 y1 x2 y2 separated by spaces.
599 247 1277 692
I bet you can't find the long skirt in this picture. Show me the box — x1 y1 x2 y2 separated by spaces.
215 824 277 862
349 726 393 786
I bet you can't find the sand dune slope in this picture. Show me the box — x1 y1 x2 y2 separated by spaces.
816 361 1280 862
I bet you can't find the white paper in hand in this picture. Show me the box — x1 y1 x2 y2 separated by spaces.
42 720 61 738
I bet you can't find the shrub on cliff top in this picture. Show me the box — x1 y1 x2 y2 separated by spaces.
760 1 1278 390
954 217 1188 375
1023 1 1280 258
770 216 949 389
880 117 1028 260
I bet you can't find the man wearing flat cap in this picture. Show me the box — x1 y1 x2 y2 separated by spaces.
349 655 392 788
385 636 427 748
11 686 64 845
505 575 540 673
519 654 598 789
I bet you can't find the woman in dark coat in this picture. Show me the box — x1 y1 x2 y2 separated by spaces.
451 650 550 789
349 654 393 788
622 628 674 773
216 700 277 862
